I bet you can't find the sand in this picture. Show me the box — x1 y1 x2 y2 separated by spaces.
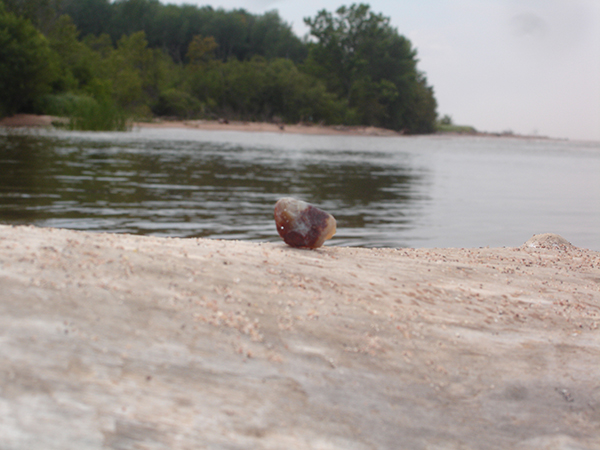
134 119 402 136
2 114 553 139
0 114 57 128
0 114 401 136
0 224 599 449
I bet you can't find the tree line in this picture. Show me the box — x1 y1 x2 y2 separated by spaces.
0 0 438 133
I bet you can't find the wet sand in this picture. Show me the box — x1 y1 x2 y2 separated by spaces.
0 225 599 449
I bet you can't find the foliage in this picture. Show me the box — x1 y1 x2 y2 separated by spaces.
41 92 129 131
435 114 476 133
435 119 477 134
153 88 203 118
303 3 437 133
247 10 307 62
186 34 218 65
47 15 99 92
439 114 452 126
104 31 163 117
2 0 60 33
57 0 307 64
0 3 56 116
39 92 89 116
66 96 129 131
53 0 112 37
1 0 439 133
186 56 346 124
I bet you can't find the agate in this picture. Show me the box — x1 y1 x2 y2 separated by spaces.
274 197 336 249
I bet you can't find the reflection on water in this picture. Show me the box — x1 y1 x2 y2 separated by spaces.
0 130 426 247
1 128 599 249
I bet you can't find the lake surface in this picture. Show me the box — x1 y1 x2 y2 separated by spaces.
1 127 599 250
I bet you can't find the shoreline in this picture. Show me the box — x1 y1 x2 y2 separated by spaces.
1 224 599 448
0 113 560 140
0 113 402 137
135 118 403 136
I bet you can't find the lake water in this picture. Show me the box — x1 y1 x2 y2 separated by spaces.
1 127 599 250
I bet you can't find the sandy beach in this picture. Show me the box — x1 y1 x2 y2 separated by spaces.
0 114 401 136
135 118 404 136
1 113 555 139
0 224 599 449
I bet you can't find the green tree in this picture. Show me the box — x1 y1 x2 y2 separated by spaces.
109 0 160 42
47 15 100 92
186 55 346 124
0 3 56 115
304 3 437 133
204 8 249 61
106 31 152 115
57 0 112 37
186 34 218 65
82 32 113 58
105 30 176 116
58 0 307 64
247 10 307 62
3 0 60 33
259 58 345 124
147 4 215 63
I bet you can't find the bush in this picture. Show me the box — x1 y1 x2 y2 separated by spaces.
40 93 129 131
153 88 203 118
39 92 87 116
68 97 129 131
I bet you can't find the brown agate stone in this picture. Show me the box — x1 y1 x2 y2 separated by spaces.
274 198 336 249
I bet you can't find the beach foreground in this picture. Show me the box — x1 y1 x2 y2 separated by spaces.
1 225 599 449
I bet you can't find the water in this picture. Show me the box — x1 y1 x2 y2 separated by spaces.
1 127 599 250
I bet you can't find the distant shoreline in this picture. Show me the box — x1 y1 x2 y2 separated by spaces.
0 114 403 137
0 113 558 140
134 118 402 137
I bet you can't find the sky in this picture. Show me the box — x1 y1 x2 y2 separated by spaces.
164 0 600 141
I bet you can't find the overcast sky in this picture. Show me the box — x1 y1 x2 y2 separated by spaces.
164 0 600 141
